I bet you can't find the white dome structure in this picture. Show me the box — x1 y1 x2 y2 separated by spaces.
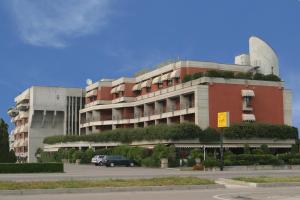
249 36 279 76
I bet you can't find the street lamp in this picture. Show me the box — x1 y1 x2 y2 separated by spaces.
217 112 230 171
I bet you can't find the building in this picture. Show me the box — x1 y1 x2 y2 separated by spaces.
79 36 292 136
8 86 84 162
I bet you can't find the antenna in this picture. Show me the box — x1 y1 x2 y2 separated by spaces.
86 79 93 85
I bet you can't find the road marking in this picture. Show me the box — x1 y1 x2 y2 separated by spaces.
213 192 252 200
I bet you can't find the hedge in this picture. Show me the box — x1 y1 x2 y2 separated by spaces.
44 123 298 145
44 123 202 144
0 163 64 173
182 70 281 83
224 123 298 140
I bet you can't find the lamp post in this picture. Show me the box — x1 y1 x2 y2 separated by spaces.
220 128 224 171
217 112 230 172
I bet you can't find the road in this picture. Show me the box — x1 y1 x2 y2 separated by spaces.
1 187 300 200
1 164 300 182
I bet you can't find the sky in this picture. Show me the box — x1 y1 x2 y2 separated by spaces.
0 0 299 131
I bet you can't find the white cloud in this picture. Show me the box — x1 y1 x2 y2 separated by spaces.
9 0 111 47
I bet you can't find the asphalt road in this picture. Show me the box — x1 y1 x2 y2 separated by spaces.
1 187 300 200
1 164 300 182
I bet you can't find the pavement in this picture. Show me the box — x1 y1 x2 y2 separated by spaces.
1 164 300 182
2 165 300 199
1 186 300 200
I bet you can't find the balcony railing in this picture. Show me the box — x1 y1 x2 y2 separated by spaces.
17 103 29 111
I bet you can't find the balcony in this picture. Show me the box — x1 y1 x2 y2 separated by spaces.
112 97 135 104
17 103 29 111
20 124 29 133
19 112 29 119
85 100 112 108
86 89 97 98
7 108 18 117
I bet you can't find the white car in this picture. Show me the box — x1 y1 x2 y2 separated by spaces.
91 155 105 166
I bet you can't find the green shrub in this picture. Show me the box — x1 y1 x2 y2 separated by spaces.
44 123 201 145
263 74 281 81
253 73 265 80
235 72 253 79
222 71 235 79
72 151 83 161
94 148 112 156
200 128 220 142
183 74 192 83
190 149 203 160
203 159 220 168
224 123 298 140
277 153 300 165
80 148 94 164
224 159 233 166
192 72 203 80
205 70 224 78
141 157 159 167
289 159 300 165
187 158 196 167
243 144 251 154
0 163 63 173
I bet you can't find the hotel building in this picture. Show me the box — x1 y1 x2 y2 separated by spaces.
8 86 84 162
79 37 292 137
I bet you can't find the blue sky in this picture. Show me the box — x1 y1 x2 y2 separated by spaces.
0 0 299 131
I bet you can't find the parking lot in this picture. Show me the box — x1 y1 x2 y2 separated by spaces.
2 164 300 182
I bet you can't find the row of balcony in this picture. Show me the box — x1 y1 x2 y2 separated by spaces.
80 107 195 128
84 76 204 108
81 103 194 124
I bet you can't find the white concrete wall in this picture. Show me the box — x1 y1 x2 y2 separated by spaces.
283 89 292 126
195 85 209 129
249 36 279 76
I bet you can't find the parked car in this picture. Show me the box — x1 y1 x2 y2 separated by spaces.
102 155 137 167
91 155 105 166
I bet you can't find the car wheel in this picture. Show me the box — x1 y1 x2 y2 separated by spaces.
95 163 98 166
110 162 114 167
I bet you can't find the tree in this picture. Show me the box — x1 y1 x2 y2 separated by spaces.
0 119 13 163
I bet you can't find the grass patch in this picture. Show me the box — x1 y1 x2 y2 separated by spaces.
233 176 300 183
0 177 214 190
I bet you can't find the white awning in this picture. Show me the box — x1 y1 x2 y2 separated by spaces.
170 70 180 78
132 83 142 91
116 84 125 92
161 73 171 81
110 87 117 94
242 114 256 121
241 90 255 97
152 76 162 84
141 80 151 88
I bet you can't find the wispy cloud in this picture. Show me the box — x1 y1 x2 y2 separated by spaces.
9 0 111 48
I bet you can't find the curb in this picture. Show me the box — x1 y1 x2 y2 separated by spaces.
0 184 224 196
256 182 300 188
219 178 300 188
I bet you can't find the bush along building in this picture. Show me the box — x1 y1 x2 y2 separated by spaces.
8 86 84 162
41 36 298 155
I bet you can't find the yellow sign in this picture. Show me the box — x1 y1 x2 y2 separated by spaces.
218 112 230 128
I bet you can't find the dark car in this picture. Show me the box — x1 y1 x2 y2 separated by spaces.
102 155 136 167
